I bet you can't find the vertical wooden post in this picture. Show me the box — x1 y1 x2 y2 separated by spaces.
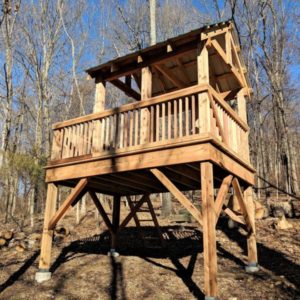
38 183 58 270
140 67 152 144
201 162 218 298
111 195 121 249
197 42 211 135
244 186 258 268
237 89 250 161
93 80 106 113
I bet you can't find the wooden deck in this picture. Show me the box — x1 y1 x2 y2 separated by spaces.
46 84 254 194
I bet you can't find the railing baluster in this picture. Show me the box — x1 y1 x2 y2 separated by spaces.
162 102 165 141
156 104 160 142
179 98 183 137
120 113 124 148
185 96 190 136
191 95 196 135
174 99 178 138
168 101 171 140
124 112 128 147
133 110 137 146
129 111 133 146
62 127 68 158
150 106 154 143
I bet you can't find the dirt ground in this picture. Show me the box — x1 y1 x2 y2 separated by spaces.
0 201 299 300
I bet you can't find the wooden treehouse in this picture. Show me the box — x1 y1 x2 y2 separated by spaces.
36 21 258 299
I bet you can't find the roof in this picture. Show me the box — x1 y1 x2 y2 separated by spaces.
86 20 235 79
85 20 250 99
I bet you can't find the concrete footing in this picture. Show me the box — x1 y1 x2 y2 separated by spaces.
245 262 259 273
35 269 52 283
107 248 120 257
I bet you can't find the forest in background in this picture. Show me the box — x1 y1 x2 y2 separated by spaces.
0 0 299 227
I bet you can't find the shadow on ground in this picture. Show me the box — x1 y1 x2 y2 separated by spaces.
50 226 205 299
1 223 299 299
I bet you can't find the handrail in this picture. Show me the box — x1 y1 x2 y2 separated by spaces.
208 86 249 131
53 84 209 130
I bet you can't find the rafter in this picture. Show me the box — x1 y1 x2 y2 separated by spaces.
154 64 186 89
110 78 141 100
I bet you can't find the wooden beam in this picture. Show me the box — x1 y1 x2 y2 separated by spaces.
154 64 185 89
223 206 246 225
39 183 58 270
201 162 218 297
94 40 198 82
133 73 141 90
214 175 233 222
155 68 168 92
197 43 209 84
150 168 202 225
111 195 121 249
146 195 165 247
232 177 254 232
89 190 113 233
209 39 245 88
162 167 197 189
48 178 88 230
109 173 161 192
118 195 148 231
126 196 144 241
98 176 146 194
225 31 232 65
175 57 190 83
244 186 258 264
99 175 152 193
110 79 141 100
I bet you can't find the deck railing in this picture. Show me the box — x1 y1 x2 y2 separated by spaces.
50 84 249 163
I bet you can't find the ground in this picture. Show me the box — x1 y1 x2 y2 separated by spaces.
0 200 299 300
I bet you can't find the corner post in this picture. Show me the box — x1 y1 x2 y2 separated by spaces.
36 183 58 282
201 162 218 298
93 79 106 112
244 186 258 272
140 67 152 144
197 42 211 135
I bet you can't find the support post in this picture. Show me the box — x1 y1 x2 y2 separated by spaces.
244 186 259 272
109 195 121 257
201 162 218 298
36 183 58 282
93 80 106 112
140 67 152 144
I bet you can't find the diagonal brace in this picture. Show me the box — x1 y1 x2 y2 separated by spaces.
214 175 233 224
232 177 255 233
150 168 202 226
48 178 88 230
89 190 113 233
118 194 148 231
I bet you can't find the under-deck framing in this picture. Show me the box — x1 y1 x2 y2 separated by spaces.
37 21 258 299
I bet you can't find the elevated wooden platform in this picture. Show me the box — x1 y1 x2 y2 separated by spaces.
37 21 258 299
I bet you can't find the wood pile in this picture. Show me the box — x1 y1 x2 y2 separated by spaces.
0 226 69 252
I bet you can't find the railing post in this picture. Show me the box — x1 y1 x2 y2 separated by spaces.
237 89 250 161
197 42 211 135
51 130 63 160
140 67 152 144
93 80 106 113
